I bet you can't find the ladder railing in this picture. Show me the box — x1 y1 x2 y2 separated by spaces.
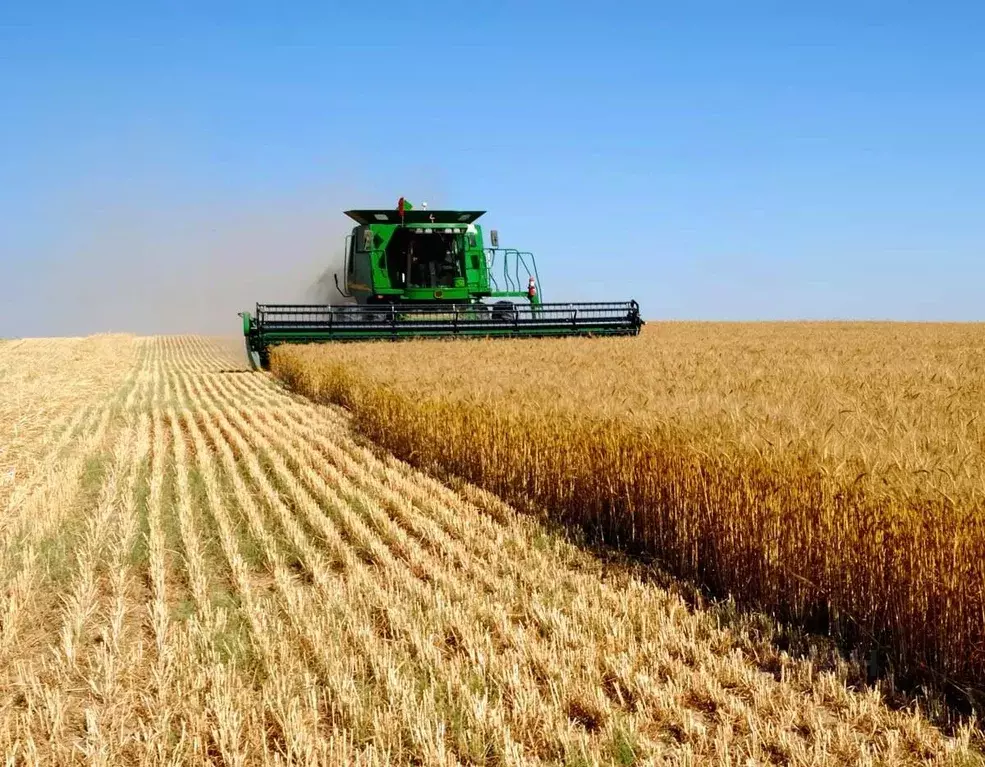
484 248 541 298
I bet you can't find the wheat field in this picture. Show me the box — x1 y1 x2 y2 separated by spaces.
272 322 985 718
0 335 979 765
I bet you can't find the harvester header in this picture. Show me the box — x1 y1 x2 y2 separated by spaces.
240 198 642 369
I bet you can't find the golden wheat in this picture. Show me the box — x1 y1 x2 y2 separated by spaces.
0 332 979 764
272 322 985 707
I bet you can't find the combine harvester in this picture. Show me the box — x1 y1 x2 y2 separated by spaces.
241 199 643 369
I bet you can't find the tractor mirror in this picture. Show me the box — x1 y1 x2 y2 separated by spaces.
361 229 374 251
490 229 499 248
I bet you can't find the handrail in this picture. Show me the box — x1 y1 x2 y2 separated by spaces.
484 247 540 296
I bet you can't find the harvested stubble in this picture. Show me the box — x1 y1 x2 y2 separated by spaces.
0 335 141 510
0 332 980 764
272 321 985 704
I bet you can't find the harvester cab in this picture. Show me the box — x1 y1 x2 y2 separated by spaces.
240 198 642 369
335 205 493 305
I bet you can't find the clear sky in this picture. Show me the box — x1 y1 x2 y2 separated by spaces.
1 2 983 335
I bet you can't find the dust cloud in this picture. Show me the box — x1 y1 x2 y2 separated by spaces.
38 186 360 337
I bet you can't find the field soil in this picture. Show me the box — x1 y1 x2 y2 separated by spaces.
0 334 979 765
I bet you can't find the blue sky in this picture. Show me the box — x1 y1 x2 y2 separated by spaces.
1 2 983 335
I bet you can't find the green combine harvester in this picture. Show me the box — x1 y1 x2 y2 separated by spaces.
241 198 643 368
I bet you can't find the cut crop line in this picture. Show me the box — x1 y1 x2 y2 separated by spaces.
177 336 212 371
182 373 479 755
81 410 152 759
219 376 573 639
186 335 227 372
212 381 638 756
58 416 142 762
171 404 286 764
143 339 262 763
219 383 503 598
126 341 249 763
193 373 580 759
222 376 538 596
191 336 235 371
173 370 356 760
57 411 139 673
237 377 626 622
166 408 214 616
147 402 170 672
